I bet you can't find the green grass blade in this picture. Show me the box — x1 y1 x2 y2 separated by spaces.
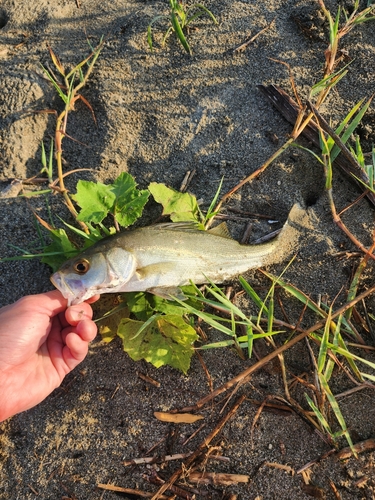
262 272 326 318
331 7 341 44
129 313 162 340
198 339 238 349
310 66 349 98
334 99 364 136
33 216 46 248
171 11 191 54
162 26 174 46
246 324 254 358
317 309 331 374
204 283 252 322
203 176 223 224
57 217 98 242
239 276 269 315
172 296 236 337
147 24 154 50
41 141 47 170
20 189 52 197
325 99 364 153
267 289 274 335
350 173 375 194
48 138 54 182
319 373 356 453
324 314 342 381
40 64 67 103
305 394 333 435
291 143 325 165
65 41 104 80
186 4 218 24
336 333 362 380
328 341 367 380
330 97 373 162
0 250 77 262
354 135 365 167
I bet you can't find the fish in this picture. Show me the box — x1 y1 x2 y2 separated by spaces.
51 204 304 306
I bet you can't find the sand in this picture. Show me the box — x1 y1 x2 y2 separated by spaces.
1 0 375 498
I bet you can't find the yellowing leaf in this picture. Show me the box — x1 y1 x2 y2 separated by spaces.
95 295 129 343
117 314 198 373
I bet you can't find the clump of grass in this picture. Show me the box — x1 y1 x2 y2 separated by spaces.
147 0 218 54
173 270 375 453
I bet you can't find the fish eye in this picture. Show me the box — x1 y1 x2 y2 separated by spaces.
73 259 90 275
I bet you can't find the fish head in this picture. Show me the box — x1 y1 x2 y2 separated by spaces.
50 245 136 305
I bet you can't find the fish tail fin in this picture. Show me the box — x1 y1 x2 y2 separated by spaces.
263 203 306 266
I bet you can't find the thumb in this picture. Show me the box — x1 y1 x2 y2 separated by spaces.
15 290 68 317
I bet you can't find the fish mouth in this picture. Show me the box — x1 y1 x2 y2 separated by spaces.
50 272 78 306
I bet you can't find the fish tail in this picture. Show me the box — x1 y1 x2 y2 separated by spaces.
263 203 305 266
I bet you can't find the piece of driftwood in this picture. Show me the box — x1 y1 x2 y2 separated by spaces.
258 84 375 208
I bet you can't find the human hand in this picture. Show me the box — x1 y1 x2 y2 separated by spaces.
0 290 99 422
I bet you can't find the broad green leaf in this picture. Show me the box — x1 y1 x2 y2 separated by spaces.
117 314 198 373
73 180 115 223
41 228 79 270
123 292 156 321
149 182 200 223
111 172 149 227
73 174 149 227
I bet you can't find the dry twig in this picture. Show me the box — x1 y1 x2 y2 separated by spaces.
233 19 275 53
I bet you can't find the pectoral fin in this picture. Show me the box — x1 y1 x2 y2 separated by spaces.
147 286 187 301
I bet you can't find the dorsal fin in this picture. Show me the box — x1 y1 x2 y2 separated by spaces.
207 222 232 239
147 221 199 231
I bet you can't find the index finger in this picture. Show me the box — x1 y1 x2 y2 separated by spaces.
64 302 94 327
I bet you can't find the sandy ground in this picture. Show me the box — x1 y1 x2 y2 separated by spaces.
1 0 375 498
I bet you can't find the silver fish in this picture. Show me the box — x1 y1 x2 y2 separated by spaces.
51 204 303 305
